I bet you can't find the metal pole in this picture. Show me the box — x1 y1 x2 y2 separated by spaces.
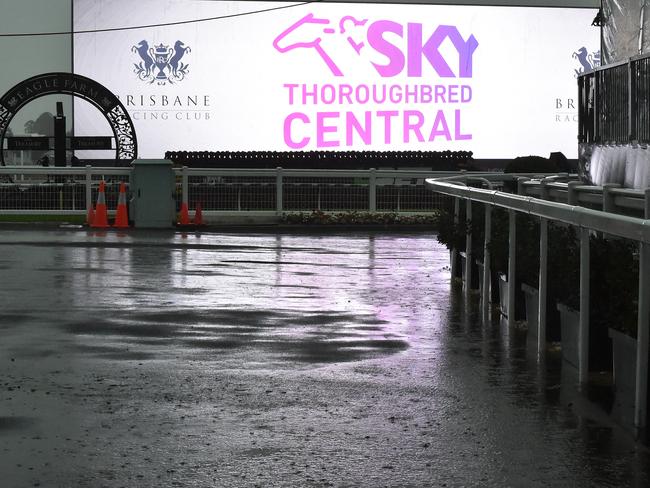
538 179 550 357
602 183 619 213
450 198 460 280
85 165 92 212
508 209 516 327
482 203 492 322
635 240 650 441
465 199 473 296
397 187 401 212
538 217 548 358
568 181 580 205
276 167 283 215
369 168 376 212
579 227 591 385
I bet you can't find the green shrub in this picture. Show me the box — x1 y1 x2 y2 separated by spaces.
280 210 439 226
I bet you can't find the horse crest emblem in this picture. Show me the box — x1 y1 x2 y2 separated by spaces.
573 47 600 77
131 40 191 85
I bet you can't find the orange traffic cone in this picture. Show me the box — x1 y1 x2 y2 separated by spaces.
86 204 95 226
91 181 109 228
193 202 204 226
177 201 190 226
113 182 129 228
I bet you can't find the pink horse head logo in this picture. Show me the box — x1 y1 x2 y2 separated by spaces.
273 13 368 77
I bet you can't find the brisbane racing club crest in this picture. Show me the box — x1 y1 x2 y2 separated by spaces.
131 40 191 85
573 46 600 77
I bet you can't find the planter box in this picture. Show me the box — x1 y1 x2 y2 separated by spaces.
522 283 539 340
557 302 579 369
449 251 461 279
460 251 467 283
498 273 509 318
459 251 480 290
608 328 636 428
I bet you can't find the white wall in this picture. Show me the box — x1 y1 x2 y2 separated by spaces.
0 0 603 99
0 0 600 160
0 0 72 143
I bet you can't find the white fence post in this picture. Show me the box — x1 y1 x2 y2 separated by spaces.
369 168 376 212
85 165 92 212
276 167 283 215
181 166 188 207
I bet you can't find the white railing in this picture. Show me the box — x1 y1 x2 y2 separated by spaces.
426 173 650 441
0 165 464 215
0 166 130 215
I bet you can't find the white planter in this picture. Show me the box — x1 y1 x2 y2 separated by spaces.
557 302 579 369
522 283 539 340
459 251 480 290
498 273 509 318
608 327 637 429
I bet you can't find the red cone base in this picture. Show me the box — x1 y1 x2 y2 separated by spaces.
113 182 130 228
193 202 204 226
91 181 110 228
177 202 190 226
86 205 95 226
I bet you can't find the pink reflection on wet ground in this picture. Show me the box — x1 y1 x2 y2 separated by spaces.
0 229 648 487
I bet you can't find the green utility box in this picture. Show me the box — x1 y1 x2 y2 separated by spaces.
129 159 176 228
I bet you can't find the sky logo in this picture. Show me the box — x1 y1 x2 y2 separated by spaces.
273 13 479 78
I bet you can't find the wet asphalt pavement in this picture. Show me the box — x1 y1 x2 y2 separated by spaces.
1 228 650 488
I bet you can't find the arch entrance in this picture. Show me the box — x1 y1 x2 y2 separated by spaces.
0 72 136 165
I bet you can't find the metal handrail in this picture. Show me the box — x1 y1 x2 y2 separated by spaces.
0 166 131 176
428 178 650 242
425 174 650 442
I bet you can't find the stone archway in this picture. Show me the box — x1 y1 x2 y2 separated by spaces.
0 72 137 165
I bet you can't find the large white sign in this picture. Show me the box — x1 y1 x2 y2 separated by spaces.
73 0 600 159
